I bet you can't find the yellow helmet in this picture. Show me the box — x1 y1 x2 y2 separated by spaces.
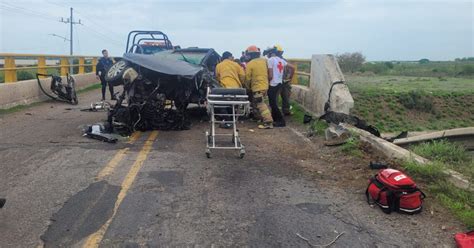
274 44 283 52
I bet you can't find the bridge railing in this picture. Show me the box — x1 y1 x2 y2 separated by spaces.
0 53 312 85
287 58 311 87
0 53 100 83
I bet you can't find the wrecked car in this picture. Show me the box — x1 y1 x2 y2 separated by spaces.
104 31 221 135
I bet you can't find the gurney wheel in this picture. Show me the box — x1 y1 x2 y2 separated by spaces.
239 149 245 159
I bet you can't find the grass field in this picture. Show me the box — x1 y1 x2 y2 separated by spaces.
346 75 474 132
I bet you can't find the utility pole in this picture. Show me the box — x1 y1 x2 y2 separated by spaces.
60 8 81 74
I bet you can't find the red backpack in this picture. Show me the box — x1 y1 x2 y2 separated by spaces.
366 169 425 214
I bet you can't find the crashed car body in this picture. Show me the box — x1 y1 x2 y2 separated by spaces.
106 47 221 134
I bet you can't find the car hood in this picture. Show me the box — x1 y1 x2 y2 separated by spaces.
123 51 204 78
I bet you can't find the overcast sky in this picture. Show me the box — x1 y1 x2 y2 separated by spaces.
0 0 472 60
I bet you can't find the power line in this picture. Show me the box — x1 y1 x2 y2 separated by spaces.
1 2 59 21
81 23 123 47
0 4 58 22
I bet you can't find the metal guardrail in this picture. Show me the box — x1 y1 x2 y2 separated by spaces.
0 53 312 85
0 53 99 83
287 58 311 86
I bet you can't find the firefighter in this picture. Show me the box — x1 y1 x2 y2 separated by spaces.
215 51 245 128
215 51 245 88
244 45 273 129
96 49 115 101
276 45 296 116
266 46 287 127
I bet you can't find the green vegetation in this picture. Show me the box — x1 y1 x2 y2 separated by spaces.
289 100 306 123
0 102 45 116
340 135 363 157
347 75 474 132
411 140 473 179
401 160 474 228
358 60 474 78
77 83 101 94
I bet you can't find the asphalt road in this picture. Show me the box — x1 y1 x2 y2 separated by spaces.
0 89 457 247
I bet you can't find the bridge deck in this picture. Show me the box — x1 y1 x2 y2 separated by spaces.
0 89 460 247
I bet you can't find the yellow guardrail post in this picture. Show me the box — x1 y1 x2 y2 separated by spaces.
60 57 69 76
37 56 47 77
79 57 85 74
92 57 97 73
4 56 17 83
291 62 298 85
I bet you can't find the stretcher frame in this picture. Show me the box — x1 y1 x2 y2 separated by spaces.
205 87 250 158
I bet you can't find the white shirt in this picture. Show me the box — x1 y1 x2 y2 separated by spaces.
267 56 287 86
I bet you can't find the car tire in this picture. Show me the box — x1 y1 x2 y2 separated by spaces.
105 60 130 86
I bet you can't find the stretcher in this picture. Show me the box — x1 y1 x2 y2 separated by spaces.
205 87 250 158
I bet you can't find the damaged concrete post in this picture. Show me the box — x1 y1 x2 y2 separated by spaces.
292 54 354 117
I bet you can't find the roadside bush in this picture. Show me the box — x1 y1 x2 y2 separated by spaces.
398 90 434 113
459 64 474 76
0 72 4 83
384 62 394 69
340 135 363 157
17 70 35 81
412 140 470 165
359 62 389 74
401 160 446 182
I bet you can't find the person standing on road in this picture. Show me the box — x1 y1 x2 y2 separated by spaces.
96 49 115 101
244 45 273 129
267 45 288 127
277 46 296 116
216 51 245 88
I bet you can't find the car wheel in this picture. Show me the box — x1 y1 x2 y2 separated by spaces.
106 60 130 86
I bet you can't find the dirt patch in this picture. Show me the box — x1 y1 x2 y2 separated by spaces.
285 118 466 242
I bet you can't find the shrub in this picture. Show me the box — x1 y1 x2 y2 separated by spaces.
401 160 446 182
398 90 434 112
359 62 389 74
459 64 474 76
419 58 430 64
412 140 470 165
17 70 35 81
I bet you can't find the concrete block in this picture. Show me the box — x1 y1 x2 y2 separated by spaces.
0 73 98 109
292 54 353 117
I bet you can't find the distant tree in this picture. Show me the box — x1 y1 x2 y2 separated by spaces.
336 52 366 73
384 62 394 69
419 58 430 64
455 57 474 62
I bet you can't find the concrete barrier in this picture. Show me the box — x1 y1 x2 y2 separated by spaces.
0 73 98 109
291 54 354 117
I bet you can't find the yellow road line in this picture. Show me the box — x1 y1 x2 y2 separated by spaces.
96 132 142 180
83 131 158 248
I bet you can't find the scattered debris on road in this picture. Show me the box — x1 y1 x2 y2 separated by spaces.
369 161 388 170
320 111 380 137
324 124 351 146
36 73 78 105
83 123 118 143
81 101 112 112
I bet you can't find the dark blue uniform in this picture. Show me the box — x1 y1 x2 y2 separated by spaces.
96 57 115 100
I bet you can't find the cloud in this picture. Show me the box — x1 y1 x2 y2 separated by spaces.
0 0 472 60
